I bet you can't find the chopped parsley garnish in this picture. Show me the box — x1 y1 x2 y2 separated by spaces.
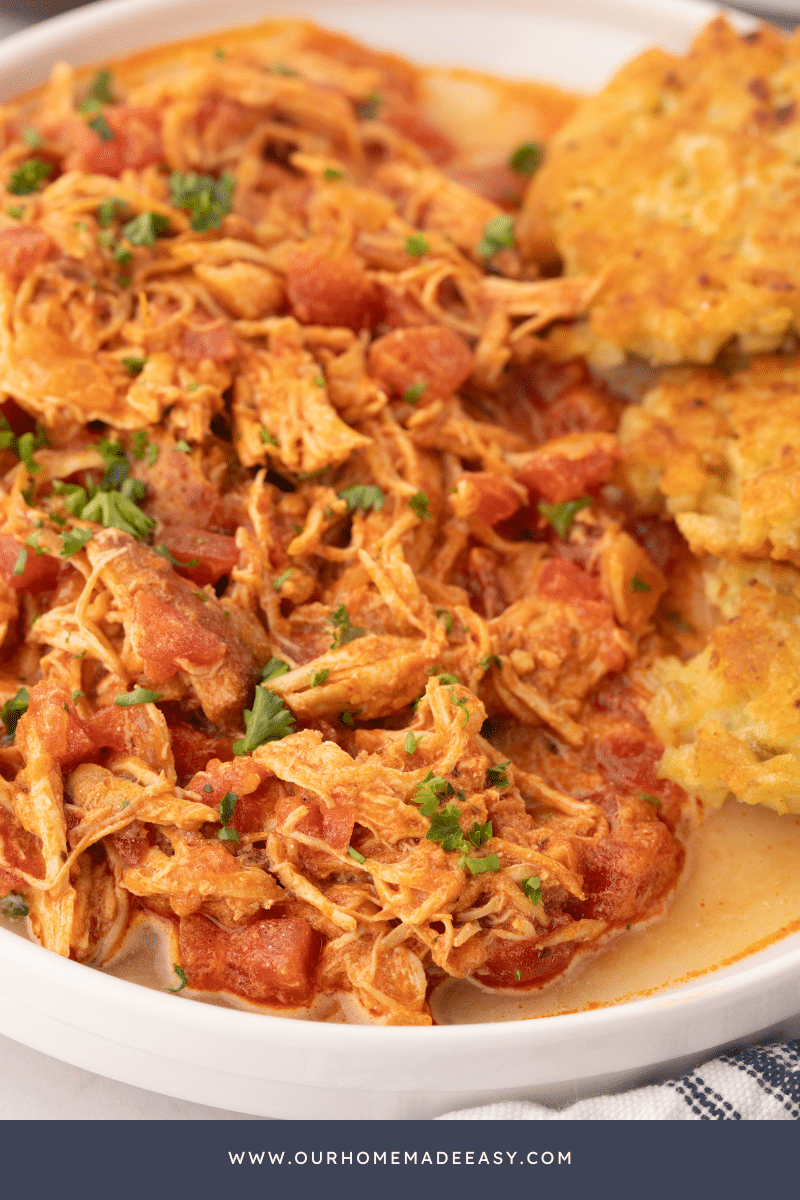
486 761 511 789
115 688 163 706
59 527 93 558
130 430 149 458
72 691 85 703
174 439 191 453
323 168 343 181
260 429 279 446
270 62 298 76
478 214 515 259
538 496 591 538
639 793 660 807
435 608 453 635
12 547 27 576
311 376 325 388
21 128 43 148
218 790 238 833
521 875 542 906
477 654 501 671
347 845 366 864
461 852 500 875
6 206 23 219
261 657 291 682
9 157 53 195
273 567 294 592
665 610 696 636
413 771 451 817
1 687 29 738
166 964 188 993
146 443 158 467
509 141 542 176
155 544 199 569
122 211 170 246
232 686 295 755
466 820 493 848
86 69 114 105
451 693 470 728
402 382 427 404
429 668 460 685
631 573 652 593
328 604 366 650
213 48 225 59
339 709 356 727
309 668 329 687
88 114 114 142
427 803 468 851
0 891 29 918
169 171 235 232
514 969 522 981
72 475 154 540
17 427 46 474
356 93 381 120
405 234 428 256
337 484 385 515
403 731 421 754
122 356 147 377
97 198 127 228
408 491 432 520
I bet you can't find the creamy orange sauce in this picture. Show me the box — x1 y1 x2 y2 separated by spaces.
431 799 800 1023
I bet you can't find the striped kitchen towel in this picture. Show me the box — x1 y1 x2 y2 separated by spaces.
437 1040 800 1120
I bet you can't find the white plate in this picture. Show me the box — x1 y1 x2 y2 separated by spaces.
4 0 799 1122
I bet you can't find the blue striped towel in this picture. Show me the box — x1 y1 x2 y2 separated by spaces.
438 1040 800 1120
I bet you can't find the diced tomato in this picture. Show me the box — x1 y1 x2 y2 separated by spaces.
285 242 383 331
475 939 575 989
514 432 621 504
275 793 354 872
451 472 522 525
594 730 667 795
131 593 225 681
367 325 473 399
543 384 621 439
0 399 37 437
178 913 321 1006
383 104 454 164
447 163 524 207
65 106 163 176
169 724 235 784
109 820 153 868
0 803 44 879
158 525 238 586
537 558 603 605
0 226 54 285
575 825 679 923
186 756 266 807
0 535 60 593
179 322 237 366
225 917 321 1005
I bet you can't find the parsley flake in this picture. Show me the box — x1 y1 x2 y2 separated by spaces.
405 234 428 256
347 845 366 864
0 891 29 918
408 491 432 520
1 687 29 738
337 484 385 514
169 172 235 232
9 157 53 195
21 128 43 148
12 547 27 576
122 211 170 246
486 761 510 789
155 544 200 570
478 654 501 671
86 69 114 105
426 803 467 851
17 429 45 474
59 527 93 558
232 687 295 755
309 668 329 687
631 573 652 593
522 875 542 906
403 731 422 754
538 496 591 538
273 567 294 592
402 382 427 405
328 604 366 650
460 852 500 875
514 969 522 981
261 657 291 682
115 688 163 706
323 168 343 181
123 356 147 376
6 205 23 219
478 214 515 259
218 790 238 826
639 793 660 807
356 93 381 120
166 964 188 993
174 439 191 453
97 198 127 228
339 709 357 727
260 429 279 446
451 693 470 728
509 141 542 176
435 608 454 635
88 114 114 142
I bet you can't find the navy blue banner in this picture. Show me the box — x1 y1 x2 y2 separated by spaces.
0 1119 796 1200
